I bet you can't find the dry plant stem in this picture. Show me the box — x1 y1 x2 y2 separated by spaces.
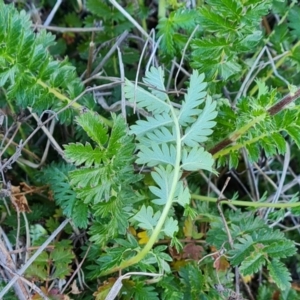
96 96 149 117
30 110 63 160
250 39 300 96
0 122 21 158
9 245 55 254
0 218 70 299
61 244 92 294
229 169 252 200
253 162 278 190
0 227 15 262
0 85 115 173
200 170 236 211
264 142 290 219
117 47 126 120
86 31 95 79
216 178 233 247
242 148 259 201
174 25 199 92
216 179 240 298
109 0 150 39
0 134 40 161
134 29 156 112
105 272 163 300
43 0 62 26
0 263 50 300
33 25 104 33
0 242 30 299
145 34 162 71
91 31 129 76
22 212 31 262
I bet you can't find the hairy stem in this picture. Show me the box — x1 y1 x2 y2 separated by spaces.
210 87 300 157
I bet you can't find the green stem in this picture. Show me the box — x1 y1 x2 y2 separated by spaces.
192 194 300 208
210 113 266 156
250 39 300 97
100 98 182 276
158 0 166 19
37 79 113 127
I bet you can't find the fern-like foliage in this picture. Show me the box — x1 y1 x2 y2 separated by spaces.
40 162 90 228
212 81 300 168
158 0 272 80
207 210 296 290
126 68 216 215
192 0 272 80
64 112 141 244
0 1 89 123
75 67 217 276
112 67 217 268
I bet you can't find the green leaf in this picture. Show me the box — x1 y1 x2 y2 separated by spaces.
40 163 88 228
136 143 176 167
192 37 231 58
122 281 159 300
139 127 176 147
125 69 170 114
239 248 266 275
182 96 217 146
285 125 300 148
198 6 237 33
72 200 89 229
179 264 205 299
64 142 104 167
181 147 214 172
143 66 167 101
264 240 296 258
267 259 291 291
229 235 255 266
149 165 175 205
130 113 173 137
178 70 207 126
174 181 191 207
133 205 161 231
162 217 178 237
75 112 108 146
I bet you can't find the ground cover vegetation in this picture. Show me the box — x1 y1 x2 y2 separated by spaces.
1 0 300 299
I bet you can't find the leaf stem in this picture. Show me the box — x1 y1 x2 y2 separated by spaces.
210 113 266 156
192 194 300 208
100 95 182 276
36 79 112 127
210 86 300 158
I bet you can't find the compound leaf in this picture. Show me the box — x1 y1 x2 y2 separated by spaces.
181 147 214 172
268 259 291 291
182 96 217 146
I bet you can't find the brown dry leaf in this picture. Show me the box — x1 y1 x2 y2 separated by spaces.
182 243 204 260
171 259 188 271
213 255 230 272
20 182 33 193
70 280 81 295
10 185 31 213
292 281 300 291
168 245 182 260
93 277 116 300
